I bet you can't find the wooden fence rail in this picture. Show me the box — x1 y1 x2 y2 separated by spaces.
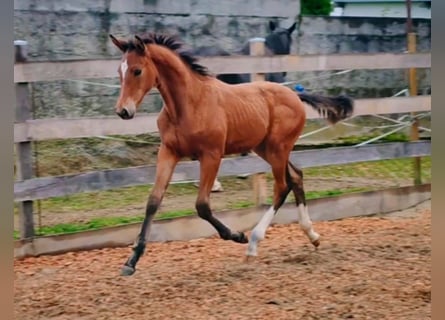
14 52 431 83
14 95 431 143
14 141 431 202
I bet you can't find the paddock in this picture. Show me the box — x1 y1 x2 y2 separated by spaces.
13 13 431 320
14 200 431 320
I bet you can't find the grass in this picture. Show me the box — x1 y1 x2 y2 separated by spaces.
263 186 372 205
305 157 431 181
33 183 199 213
13 186 371 239
14 209 199 239
29 156 430 215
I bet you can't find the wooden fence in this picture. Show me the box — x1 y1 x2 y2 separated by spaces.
13 40 431 239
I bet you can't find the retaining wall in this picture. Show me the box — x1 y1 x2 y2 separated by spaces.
14 184 431 259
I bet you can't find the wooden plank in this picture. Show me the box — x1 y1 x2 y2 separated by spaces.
408 32 422 185
13 96 431 143
14 113 160 142
351 95 430 116
249 38 266 82
249 38 268 206
289 140 430 168
14 41 35 238
304 95 431 119
210 52 431 75
14 52 431 83
14 59 118 83
14 141 431 202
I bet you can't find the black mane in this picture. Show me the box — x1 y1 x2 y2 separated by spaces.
126 33 211 77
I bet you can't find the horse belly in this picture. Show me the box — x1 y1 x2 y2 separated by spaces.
219 87 272 155
224 118 268 154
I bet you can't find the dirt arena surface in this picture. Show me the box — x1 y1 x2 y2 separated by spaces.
14 201 431 320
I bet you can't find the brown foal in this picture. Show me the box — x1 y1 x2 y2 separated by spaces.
109 33 354 276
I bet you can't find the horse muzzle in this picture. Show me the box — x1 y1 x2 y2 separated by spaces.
116 107 135 120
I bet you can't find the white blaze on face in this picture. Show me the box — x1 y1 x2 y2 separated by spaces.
121 59 128 80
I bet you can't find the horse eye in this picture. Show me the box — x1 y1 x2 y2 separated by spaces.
134 69 142 76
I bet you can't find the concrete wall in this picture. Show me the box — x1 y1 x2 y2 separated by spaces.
14 0 300 61
293 16 431 97
341 3 431 19
14 0 300 118
13 1 430 119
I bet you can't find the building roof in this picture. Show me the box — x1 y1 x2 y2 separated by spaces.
334 0 430 3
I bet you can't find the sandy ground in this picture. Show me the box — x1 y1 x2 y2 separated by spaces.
14 200 431 320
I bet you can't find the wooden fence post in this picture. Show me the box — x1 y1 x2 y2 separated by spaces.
249 38 268 206
407 32 421 185
15 40 35 239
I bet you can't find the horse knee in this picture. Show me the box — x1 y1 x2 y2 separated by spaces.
146 195 161 216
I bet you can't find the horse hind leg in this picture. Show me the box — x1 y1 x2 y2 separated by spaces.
286 162 320 247
246 150 292 258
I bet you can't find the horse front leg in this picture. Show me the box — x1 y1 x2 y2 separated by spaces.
121 144 179 276
195 153 248 244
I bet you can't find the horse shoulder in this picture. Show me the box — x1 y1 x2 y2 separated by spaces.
157 108 178 145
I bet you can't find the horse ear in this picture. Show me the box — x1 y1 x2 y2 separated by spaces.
269 20 276 31
287 22 297 35
134 35 146 53
109 34 128 53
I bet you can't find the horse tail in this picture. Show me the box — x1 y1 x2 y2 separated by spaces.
297 92 354 124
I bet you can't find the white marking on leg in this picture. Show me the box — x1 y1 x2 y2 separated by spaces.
298 204 320 243
246 206 276 256
211 178 223 192
121 59 128 80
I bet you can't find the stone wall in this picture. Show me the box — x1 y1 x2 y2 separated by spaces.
292 16 431 98
14 0 300 61
14 0 300 118
13 1 430 119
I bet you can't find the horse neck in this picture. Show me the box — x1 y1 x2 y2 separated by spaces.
149 45 203 122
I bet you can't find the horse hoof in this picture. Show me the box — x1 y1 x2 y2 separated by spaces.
312 238 320 248
244 255 256 263
121 265 136 276
233 232 249 244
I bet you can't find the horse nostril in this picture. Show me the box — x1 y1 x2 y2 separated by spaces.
117 108 130 119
